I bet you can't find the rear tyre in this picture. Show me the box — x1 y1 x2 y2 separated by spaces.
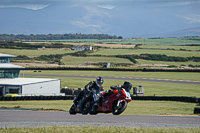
112 101 127 115
69 104 76 115
81 98 93 115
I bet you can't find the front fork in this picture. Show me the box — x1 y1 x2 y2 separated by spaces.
116 98 125 107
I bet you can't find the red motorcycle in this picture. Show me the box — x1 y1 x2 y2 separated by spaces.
74 87 132 115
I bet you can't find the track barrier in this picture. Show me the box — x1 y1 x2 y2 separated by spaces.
0 95 199 103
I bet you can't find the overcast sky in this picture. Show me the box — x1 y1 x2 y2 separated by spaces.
1 0 200 10
0 0 199 37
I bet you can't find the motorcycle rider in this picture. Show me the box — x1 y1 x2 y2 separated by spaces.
111 81 132 93
73 76 104 108
98 81 132 106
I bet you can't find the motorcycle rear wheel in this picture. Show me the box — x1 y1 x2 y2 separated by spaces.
81 98 93 115
112 101 127 115
69 104 76 115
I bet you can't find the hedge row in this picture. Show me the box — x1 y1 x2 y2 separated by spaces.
0 95 199 103
131 96 199 103
24 67 200 72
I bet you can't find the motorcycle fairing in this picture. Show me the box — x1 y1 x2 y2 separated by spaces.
97 89 127 113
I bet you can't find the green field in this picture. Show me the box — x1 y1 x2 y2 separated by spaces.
89 49 200 57
21 70 200 97
0 48 75 57
21 70 200 81
0 37 200 69
137 59 200 66
141 45 200 51
62 56 133 65
35 37 200 45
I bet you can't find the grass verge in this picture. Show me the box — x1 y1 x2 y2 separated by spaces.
0 100 198 116
1 126 200 133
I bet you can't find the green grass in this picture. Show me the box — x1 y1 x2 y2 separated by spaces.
0 49 75 57
137 59 200 66
35 37 200 45
141 45 200 51
20 70 200 97
61 56 133 65
1 126 200 133
89 49 200 57
21 70 200 81
0 100 197 116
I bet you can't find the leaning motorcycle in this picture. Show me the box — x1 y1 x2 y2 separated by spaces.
69 87 132 115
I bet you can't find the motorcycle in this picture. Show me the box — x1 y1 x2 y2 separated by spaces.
69 91 93 115
69 87 132 115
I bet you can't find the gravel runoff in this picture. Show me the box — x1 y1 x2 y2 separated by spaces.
0 121 200 128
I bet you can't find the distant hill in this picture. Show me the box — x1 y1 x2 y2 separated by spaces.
158 27 200 38
0 1 199 38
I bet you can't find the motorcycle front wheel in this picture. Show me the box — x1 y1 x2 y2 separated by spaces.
112 100 127 115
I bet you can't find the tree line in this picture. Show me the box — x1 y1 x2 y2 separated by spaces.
0 41 73 50
0 34 123 41
117 54 200 63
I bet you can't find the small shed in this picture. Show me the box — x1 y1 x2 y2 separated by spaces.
103 62 110 68
133 86 144 96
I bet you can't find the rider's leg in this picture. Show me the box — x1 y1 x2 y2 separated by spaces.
74 90 85 107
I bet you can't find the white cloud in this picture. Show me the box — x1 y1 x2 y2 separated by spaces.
96 5 116 10
0 4 49 10
183 14 200 23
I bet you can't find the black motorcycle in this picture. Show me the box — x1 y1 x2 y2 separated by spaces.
69 91 98 115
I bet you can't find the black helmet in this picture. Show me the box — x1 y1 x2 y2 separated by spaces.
96 76 104 87
122 81 132 93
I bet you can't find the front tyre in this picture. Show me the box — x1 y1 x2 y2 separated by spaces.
112 100 127 115
69 104 76 115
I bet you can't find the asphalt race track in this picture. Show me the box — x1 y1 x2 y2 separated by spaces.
0 110 200 128
22 74 200 85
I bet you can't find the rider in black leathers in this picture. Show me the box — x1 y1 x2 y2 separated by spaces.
73 76 104 107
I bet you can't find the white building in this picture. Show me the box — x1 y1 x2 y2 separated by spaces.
0 53 63 96
71 45 92 51
0 78 61 96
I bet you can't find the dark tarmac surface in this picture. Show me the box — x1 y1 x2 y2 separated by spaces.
22 74 200 85
0 110 200 128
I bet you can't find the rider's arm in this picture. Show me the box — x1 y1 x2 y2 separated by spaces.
100 86 104 91
110 85 121 90
84 81 95 93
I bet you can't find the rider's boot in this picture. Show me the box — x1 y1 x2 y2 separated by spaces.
73 97 79 107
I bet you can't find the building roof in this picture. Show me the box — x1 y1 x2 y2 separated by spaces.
0 78 60 86
0 63 25 69
0 53 16 58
